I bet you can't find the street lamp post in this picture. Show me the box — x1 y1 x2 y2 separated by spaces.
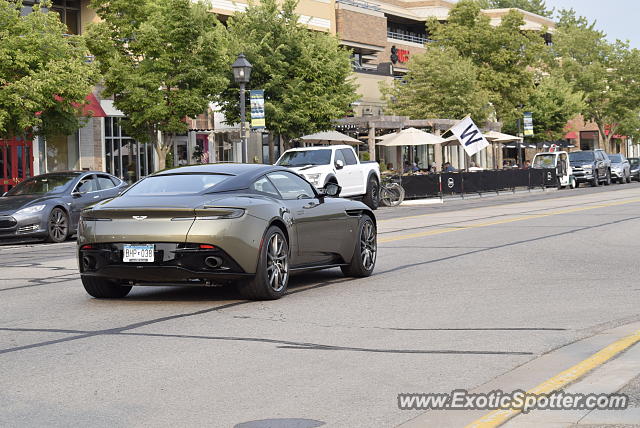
232 54 253 163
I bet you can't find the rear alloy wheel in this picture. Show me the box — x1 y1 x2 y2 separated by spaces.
82 276 132 298
46 208 69 243
362 177 379 210
341 215 376 278
237 226 289 300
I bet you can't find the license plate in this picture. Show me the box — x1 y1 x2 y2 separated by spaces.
123 244 155 262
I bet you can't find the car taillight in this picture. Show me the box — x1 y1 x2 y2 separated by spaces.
81 244 93 250
199 244 216 249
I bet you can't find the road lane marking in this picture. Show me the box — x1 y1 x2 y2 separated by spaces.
465 328 640 428
379 198 640 244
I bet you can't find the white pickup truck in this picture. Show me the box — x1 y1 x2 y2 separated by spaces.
275 145 381 209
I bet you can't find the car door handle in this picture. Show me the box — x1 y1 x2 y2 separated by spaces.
303 202 319 209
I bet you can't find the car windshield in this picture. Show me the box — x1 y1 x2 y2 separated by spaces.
5 174 77 196
532 154 555 168
608 154 622 163
277 150 332 167
630 158 639 166
123 174 231 196
569 152 595 162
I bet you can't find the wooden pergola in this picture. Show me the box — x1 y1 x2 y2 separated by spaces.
335 115 503 171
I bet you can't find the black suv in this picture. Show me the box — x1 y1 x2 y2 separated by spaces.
569 149 611 187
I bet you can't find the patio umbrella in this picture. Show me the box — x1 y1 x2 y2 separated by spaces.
298 130 362 145
483 130 522 143
376 128 445 146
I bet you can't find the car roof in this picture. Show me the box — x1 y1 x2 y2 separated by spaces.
153 163 273 176
284 145 351 152
151 163 294 192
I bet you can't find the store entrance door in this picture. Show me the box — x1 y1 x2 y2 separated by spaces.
0 138 33 194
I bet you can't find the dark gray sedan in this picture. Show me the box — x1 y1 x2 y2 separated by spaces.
0 171 126 243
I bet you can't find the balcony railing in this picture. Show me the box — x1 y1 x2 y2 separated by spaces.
336 0 380 12
387 31 430 45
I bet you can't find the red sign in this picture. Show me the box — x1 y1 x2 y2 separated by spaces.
390 46 410 64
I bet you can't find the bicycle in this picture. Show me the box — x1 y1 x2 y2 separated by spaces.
379 175 405 207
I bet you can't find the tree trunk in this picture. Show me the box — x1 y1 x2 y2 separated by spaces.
154 132 174 172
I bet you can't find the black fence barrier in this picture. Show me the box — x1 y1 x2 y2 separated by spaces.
400 174 440 199
399 168 558 199
440 173 463 195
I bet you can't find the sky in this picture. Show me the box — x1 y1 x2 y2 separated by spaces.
544 0 639 48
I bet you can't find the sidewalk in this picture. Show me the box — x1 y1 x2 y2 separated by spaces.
400 187 558 206
398 321 640 428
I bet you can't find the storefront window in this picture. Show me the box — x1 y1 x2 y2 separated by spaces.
105 117 154 184
46 133 79 172
580 131 599 151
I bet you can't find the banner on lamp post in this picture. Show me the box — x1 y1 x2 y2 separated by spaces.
449 116 490 157
250 89 265 129
523 111 534 136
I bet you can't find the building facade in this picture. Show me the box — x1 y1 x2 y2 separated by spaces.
3 0 563 192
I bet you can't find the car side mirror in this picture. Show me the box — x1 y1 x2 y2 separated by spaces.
335 159 344 170
323 183 342 198
71 191 82 198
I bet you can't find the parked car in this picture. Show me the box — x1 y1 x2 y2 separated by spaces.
276 145 381 209
608 153 631 184
568 149 611 187
629 157 640 181
0 171 126 243
531 151 576 189
78 164 377 300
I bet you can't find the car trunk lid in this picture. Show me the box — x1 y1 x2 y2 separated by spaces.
88 196 206 243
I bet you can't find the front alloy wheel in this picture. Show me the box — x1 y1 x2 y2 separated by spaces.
237 226 289 300
47 208 69 243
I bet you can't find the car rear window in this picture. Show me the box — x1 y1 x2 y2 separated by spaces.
122 174 231 196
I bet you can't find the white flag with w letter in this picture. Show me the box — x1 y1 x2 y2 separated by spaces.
450 116 489 157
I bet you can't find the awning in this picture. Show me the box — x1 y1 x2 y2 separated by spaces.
604 129 627 139
81 93 106 118
100 99 125 117
564 131 578 139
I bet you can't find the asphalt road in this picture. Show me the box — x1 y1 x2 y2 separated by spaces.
2 183 640 427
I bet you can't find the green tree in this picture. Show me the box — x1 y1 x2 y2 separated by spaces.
552 9 640 151
525 72 584 142
381 46 491 123
475 0 553 17
428 1 547 128
0 0 98 139
88 0 229 169
216 0 357 144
